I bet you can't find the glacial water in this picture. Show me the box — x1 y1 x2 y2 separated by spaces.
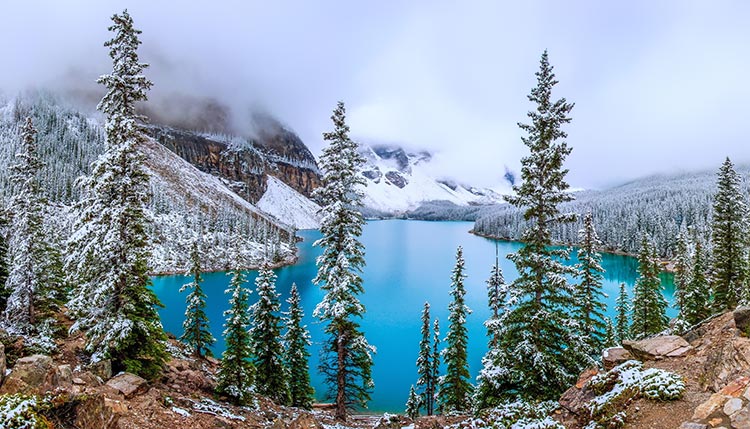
151 220 675 413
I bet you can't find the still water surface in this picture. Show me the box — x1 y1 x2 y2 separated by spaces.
152 220 675 412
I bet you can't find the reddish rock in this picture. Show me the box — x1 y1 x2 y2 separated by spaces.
105 372 148 398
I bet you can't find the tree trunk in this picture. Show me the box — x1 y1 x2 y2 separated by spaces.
336 329 347 421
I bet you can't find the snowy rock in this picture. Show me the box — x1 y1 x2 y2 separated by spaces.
89 359 112 381
105 372 148 398
622 335 693 360
602 347 633 369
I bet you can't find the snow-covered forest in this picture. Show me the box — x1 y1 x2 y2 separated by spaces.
0 92 298 274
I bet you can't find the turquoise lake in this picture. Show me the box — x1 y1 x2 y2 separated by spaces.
151 220 676 413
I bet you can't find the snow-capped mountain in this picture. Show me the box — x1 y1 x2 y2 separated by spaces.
257 175 322 230
358 144 506 214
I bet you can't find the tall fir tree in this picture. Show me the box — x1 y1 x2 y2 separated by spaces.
485 244 507 348
66 10 166 378
673 232 691 320
0 206 9 311
683 241 712 325
630 236 669 338
437 246 473 413
216 266 255 405
416 302 436 415
488 50 590 401
431 318 440 409
249 262 290 405
312 101 374 421
405 385 422 420
710 157 748 310
574 212 607 355
615 283 630 343
4 117 62 341
603 318 616 348
179 239 215 358
283 283 315 409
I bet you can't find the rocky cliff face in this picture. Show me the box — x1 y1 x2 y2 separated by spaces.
148 116 320 205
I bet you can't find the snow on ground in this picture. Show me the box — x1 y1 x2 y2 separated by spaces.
257 175 322 230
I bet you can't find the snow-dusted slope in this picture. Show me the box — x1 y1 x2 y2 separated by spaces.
257 175 322 230
358 144 506 214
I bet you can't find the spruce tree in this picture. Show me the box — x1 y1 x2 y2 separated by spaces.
312 101 374 421
416 302 435 415
630 236 669 338
710 157 748 310
0 207 8 311
4 117 62 343
179 239 215 358
66 10 167 378
405 385 422 420
488 50 590 401
249 262 290 405
574 212 607 355
283 283 314 409
485 245 506 348
683 241 712 325
615 283 630 343
673 233 691 319
216 266 254 405
603 318 616 348
437 246 473 413
431 318 440 409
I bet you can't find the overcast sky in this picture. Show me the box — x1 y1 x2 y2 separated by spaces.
2 1 750 189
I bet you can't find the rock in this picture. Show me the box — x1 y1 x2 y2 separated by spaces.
89 359 112 381
734 306 750 335
702 341 750 391
0 343 5 383
76 371 103 387
105 372 148 398
692 392 728 420
731 408 750 429
289 414 324 429
622 335 693 360
52 364 73 387
559 383 597 416
270 418 288 429
75 394 120 429
0 354 54 394
680 423 707 429
373 414 404 429
73 377 86 385
723 397 743 416
720 377 750 397
602 347 633 369
708 417 724 427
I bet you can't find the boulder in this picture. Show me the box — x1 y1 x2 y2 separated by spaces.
289 413 324 429
52 364 73 388
734 306 750 336
105 372 148 398
0 354 53 394
74 394 121 429
622 335 693 360
692 392 728 420
89 359 112 381
602 347 633 369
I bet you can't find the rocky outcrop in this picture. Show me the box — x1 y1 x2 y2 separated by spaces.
106 372 148 398
148 118 320 204
602 347 633 369
622 335 693 360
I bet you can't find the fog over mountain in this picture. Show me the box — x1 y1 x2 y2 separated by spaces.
2 1 750 189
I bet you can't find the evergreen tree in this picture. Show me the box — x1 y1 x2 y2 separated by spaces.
487 50 590 401
615 283 630 343
431 318 440 410
437 246 473 413
312 101 374 421
179 239 215 358
283 283 314 409
4 117 62 342
574 211 607 355
405 385 422 420
0 207 8 311
416 302 435 415
710 157 748 310
630 236 669 338
249 262 290 405
604 318 616 348
683 241 712 325
485 244 507 348
66 10 167 379
673 233 691 319
216 266 254 405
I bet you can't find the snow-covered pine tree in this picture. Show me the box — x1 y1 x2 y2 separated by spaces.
615 283 630 343
490 50 590 401
431 318 440 410
630 236 669 338
673 233 691 321
604 318 616 348
437 246 473 413
179 239 215 358
711 157 748 310
283 283 314 409
405 385 422 420
574 211 607 355
683 241 712 325
416 302 435 415
4 117 62 341
0 207 8 310
485 244 506 348
249 261 290 405
66 10 167 379
216 266 255 405
312 101 374 421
